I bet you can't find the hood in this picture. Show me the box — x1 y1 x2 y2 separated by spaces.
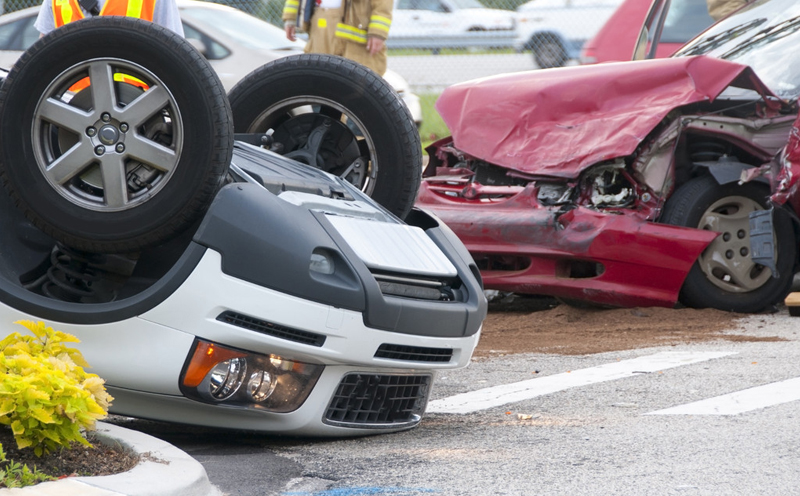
436 56 776 178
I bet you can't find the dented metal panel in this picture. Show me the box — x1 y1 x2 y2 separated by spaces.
436 56 777 178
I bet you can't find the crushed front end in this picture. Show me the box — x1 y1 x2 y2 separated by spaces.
416 56 799 309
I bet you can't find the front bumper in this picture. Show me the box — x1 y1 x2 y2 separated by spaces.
417 183 718 307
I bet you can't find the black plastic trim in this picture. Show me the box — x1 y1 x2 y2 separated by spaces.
217 311 326 347
375 344 453 363
323 373 430 428
193 183 367 312
314 207 487 338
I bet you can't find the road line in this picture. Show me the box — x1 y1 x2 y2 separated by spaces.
427 351 735 414
646 377 800 415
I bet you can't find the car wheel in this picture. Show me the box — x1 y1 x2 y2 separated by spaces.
0 18 233 253
228 54 422 219
532 36 567 69
661 175 796 312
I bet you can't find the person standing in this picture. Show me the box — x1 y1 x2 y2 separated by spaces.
283 0 392 76
34 0 184 37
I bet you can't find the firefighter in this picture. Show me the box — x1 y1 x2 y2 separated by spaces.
283 0 392 76
34 0 184 37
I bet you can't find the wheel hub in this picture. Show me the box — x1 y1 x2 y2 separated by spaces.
697 195 772 293
98 124 120 145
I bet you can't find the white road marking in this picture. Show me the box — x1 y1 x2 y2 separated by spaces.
428 351 736 414
647 377 800 415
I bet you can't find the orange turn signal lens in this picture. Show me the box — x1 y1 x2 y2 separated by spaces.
183 341 246 388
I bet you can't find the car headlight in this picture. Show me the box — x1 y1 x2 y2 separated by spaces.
180 340 324 412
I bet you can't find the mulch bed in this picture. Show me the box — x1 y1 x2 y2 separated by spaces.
0 426 138 486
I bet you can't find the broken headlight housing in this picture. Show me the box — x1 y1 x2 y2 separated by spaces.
537 183 571 205
582 162 637 208
180 340 324 412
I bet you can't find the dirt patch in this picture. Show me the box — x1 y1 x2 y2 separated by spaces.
476 295 785 357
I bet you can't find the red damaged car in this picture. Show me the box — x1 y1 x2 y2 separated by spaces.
416 0 800 313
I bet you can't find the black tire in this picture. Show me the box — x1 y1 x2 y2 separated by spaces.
661 175 796 313
0 18 233 253
532 36 567 69
228 54 421 219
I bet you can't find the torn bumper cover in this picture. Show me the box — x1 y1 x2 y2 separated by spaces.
417 184 717 307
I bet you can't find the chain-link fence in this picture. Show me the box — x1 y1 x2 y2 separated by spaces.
4 0 639 93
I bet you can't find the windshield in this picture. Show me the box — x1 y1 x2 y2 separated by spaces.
674 0 800 101
181 6 305 51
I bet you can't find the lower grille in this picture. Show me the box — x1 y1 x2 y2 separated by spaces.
324 374 431 428
375 344 453 363
217 311 326 347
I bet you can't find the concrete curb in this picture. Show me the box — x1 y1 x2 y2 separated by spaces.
1 422 221 496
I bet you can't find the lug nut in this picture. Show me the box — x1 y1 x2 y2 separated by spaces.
94 145 105 156
722 232 731 242
741 247 749 256
115 143 125 153
101 112 111 122
86 127 96 137
737 229 746 239
725 250 734 259
120 123 129 132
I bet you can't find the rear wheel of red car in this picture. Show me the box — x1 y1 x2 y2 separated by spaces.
228 54 421 219
0 18 233 253
661 175 796 313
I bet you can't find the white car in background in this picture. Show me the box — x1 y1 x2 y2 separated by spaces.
0 1 422 125
391 0 516 37
515 0 623 68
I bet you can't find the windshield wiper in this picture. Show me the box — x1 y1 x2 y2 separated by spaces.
679 18 766 56
721 16 800 59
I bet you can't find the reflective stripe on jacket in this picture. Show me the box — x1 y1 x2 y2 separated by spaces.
53 0 156 27
285 0 392 41
335 0 392 41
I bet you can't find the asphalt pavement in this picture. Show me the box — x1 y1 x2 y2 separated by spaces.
112 307 800 496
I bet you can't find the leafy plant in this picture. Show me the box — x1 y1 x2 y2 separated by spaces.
0 320 113 457
0 445 54 488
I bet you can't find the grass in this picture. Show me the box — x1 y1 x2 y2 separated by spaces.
418 92 449 149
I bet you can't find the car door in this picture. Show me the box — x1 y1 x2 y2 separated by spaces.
392 0 458 38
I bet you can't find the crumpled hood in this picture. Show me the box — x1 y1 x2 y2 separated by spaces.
436 56 776 178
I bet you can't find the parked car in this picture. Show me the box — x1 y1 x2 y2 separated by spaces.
391 0 516 37
0 1 422 126
416 0 800 313
515 0 623 68
0 18 485 434
579 0 714 64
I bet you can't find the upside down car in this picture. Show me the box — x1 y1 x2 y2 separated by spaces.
0 18 485 435
416 0 800 313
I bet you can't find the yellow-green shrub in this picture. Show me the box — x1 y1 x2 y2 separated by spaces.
0 320 113 456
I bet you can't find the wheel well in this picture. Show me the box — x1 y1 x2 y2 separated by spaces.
672 134 765 191
526 32 564 51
